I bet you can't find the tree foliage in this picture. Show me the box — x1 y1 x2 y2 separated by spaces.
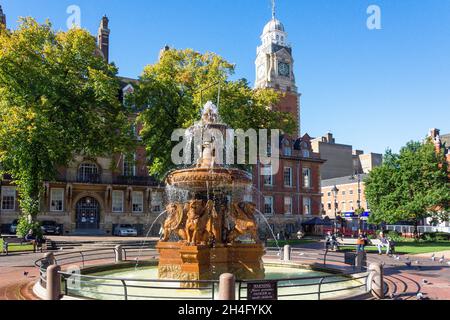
365 140 450 229
131 49 297 180
0 18 134 218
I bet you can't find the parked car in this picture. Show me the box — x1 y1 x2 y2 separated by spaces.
40 220 61 235
114 224 138 237
9 219 18 234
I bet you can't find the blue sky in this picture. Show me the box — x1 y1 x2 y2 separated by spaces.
2 0 450 154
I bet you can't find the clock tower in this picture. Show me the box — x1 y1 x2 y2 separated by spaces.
255 9 300 135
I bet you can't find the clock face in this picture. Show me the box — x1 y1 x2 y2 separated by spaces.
257 64 265 80
278 62 290 77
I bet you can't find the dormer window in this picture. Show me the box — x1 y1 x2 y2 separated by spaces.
283 140 292 156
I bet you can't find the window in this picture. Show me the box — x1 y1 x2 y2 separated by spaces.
327 202 332 210
303 197 311 215
349 190 354 195
284 167 292 187
302 150 310 158
152 192 163 212
78 163 99 183
131 124 142 141
1 186 16 211
112 191 124 213
283 141 292 156
302 168 311 188
264 197 273 215
341 202 347 212
284 197 292 215
263 165 273 186
123 153 136 177
50 189 64 212
327 192 331 197
132 191 144 213
342 191 346 196
349 201 354 211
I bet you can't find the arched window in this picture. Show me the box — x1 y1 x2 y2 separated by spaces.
77 163 100 183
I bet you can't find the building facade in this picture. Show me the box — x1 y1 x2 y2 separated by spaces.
252 12 324 235
0 14 166 236
321 174 370 231
311 133 382 180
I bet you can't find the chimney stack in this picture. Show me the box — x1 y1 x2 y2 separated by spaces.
0 5 6 27
97 15 110 63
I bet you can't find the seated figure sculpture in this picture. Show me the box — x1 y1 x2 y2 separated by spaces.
161 203 187 242
227 202 259 243
185 199 212 245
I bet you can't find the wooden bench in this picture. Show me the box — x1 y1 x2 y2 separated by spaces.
1 236 49 255
336 238 381 249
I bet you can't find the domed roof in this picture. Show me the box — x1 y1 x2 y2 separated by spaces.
263 18 285 34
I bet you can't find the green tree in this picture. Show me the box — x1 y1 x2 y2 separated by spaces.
365 140 450 236
0 18 134 224
131 49 297 180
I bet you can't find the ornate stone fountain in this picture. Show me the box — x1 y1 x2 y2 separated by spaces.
156 102 265 287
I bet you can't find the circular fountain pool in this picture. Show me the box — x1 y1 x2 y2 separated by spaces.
65 264 367 300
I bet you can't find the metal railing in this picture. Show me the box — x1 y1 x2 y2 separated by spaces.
35 246 371 301
237 272 369 300
386 225 450 234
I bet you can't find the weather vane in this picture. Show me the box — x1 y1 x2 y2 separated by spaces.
271 0 276 19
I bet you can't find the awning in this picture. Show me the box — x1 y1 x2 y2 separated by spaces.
302 217 333 226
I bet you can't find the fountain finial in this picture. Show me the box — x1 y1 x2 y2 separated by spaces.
201 101 219 124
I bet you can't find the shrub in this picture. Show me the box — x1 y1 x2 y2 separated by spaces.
385 231 404 242
420 232 450 242
16 216 43 239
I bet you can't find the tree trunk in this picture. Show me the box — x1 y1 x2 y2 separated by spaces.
414 220 419 239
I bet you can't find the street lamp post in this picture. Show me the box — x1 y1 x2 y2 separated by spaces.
351 172 364 230
331 185 339 236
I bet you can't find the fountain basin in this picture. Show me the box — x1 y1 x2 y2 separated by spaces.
60 263 368 300
157 242 265 286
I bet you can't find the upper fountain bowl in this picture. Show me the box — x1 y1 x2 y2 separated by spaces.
166 167 252 191
166 101 253 191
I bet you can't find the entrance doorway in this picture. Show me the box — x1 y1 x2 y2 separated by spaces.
76 197 100 230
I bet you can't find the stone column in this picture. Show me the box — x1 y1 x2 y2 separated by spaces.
46 265 62 300
115 245 123 263
218 273 236 300
355 252 366 271
368 262 384 299
283 245 291 261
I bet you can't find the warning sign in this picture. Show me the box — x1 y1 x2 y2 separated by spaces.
247 281 278 300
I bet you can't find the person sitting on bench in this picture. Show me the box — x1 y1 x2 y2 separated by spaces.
377 232 391 255
24 229 44 253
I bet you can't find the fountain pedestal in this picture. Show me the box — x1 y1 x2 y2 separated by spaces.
157 242 265 287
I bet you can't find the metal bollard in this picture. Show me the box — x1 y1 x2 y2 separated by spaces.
218 273 236 300
46 265 62 300
283 245 291 261
115 245 123 263
368 262 385 299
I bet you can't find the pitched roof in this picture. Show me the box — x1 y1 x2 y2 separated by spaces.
321 174 369 188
